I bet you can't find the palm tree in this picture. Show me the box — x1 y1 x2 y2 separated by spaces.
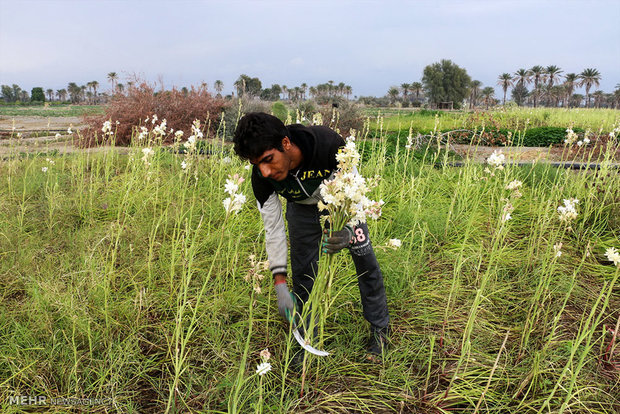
530 85 546 108
91 81 99 101
592 90 604 108
67 83 80 103
344 85 352 100
86 81 94 103
387 86 399 105
559 84 570 107
578 68 601 108
528 65 545 107
613 89 620 109
481 87 495 109
336 82 345 97
549 85 564 107
300 83 307 100
234 75 249 97
214 80 224 96
469 80 482 109
529 65 545 88
570 94 584 108
497 73 513 105
309 86 317 99
327 80 335 96
400 83 410 101
56 89 67 102
410 82 423 102
545 65 563 88
514 68 530 87
46 89 54 101
107 72 118 91
563 73 578 107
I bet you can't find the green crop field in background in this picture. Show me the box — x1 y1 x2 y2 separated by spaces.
363 107 620 134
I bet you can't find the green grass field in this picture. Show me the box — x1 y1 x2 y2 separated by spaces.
0 113 619 413
0 104 105 117
366 107 620 134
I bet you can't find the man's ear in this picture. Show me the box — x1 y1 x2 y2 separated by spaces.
282 136 291 150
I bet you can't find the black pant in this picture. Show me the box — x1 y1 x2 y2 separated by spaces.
286 201 390 330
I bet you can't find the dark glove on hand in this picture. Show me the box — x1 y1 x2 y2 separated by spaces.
275 282 296 322
322 225 354 254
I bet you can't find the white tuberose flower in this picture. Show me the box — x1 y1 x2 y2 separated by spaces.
223 174 246 215
487 150 505 170
553 243 563 258
223 195 245 214
101 119 113 136
605 247 620 267
224 180 239 195
501 202 514 223
388 239 402 249
141 147 154 166
256 362 272 376
319 135 383 226
506 180 522 191
564 128 578 145
557 198 579 222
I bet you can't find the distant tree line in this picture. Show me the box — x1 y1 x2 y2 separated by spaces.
499 66 615 109
3 65 619 109
232 74 353 104
385 62 619 110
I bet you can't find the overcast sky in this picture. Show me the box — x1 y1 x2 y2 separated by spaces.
1 0 619 98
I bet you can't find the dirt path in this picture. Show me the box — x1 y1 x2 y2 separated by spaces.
0 134 130 157
452 144 562 163
0 115 86 136
451 143 619 164
0 115 129 157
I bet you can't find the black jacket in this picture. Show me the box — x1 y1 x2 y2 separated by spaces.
251 124 345 207
251 124 345 275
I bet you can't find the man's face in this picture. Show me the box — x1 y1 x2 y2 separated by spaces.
250 138 293 182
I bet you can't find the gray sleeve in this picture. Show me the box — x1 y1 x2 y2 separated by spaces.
258 193 288 275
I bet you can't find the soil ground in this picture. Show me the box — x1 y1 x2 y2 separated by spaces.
0 115 119 157
452 144 570 163
0 115 86 135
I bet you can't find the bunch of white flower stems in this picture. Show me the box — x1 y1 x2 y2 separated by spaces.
297 133 383 381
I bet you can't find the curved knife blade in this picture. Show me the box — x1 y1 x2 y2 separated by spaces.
292 328 330 357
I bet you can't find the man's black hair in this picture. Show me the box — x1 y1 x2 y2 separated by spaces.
233 112 288 160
